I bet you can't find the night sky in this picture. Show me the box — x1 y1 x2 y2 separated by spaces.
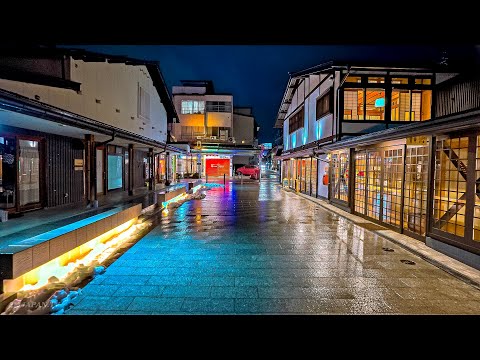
67 45 474 143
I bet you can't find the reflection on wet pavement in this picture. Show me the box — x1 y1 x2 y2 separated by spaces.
68 178 480 314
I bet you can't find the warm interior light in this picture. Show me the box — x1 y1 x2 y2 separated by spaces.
4 218 141 293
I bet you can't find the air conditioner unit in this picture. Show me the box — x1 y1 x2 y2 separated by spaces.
210 136 217 140
228 137 235 143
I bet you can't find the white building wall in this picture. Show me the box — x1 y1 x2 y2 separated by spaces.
317 154 329 199
0 59 168 143
283 73 335 151
233 114 254 144
309 74 320 91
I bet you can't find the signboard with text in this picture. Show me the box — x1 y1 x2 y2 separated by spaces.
205 159 230 176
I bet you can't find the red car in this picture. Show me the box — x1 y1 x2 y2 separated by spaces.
236 165 260 178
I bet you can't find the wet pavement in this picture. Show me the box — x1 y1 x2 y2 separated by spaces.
66 177 480 314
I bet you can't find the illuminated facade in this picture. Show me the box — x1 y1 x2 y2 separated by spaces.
170 81 259 177
0 48 185 218
275 61 480 269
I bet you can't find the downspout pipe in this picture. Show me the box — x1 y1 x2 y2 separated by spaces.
95 131 116 148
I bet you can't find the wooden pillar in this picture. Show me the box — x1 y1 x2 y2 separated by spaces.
148 148 154 191
348 148 355 212
165 152 170 185
84 134 97 205
128 144 134 196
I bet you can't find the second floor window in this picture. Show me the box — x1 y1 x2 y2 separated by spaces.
288 107 304 134
138 85 150 120
316 89 333 120
206 101 232 113
341 75 432 122
181 100 205 114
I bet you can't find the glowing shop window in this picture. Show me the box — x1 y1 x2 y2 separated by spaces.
107 155 123 190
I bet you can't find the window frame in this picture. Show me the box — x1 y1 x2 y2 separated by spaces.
316 89 333 120
340 74 433 123
181 100 206 115
288 106 305 134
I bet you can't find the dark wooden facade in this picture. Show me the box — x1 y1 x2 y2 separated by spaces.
45 133 84 207
133 149 148 189
1 125 85 210
436 76 480 117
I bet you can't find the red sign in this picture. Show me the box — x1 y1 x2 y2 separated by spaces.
206 159 230 176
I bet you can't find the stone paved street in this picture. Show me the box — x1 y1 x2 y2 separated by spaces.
66 177 480 314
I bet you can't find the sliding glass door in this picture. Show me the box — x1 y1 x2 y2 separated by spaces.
18 139 41 210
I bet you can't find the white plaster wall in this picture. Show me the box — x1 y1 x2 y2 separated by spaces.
283 73 335 151
317 154 329 199
297 79 305 103
304 77 310 96
0 59 168 143
309 74 320 91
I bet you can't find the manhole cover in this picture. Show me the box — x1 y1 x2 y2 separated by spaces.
400 259 416 265
382 247 395 252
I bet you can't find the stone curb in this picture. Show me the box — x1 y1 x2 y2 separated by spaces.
281 186 480 290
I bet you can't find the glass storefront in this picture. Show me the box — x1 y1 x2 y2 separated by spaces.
306 157 311 195
290 160 297 189
331 150 349 203
107 154 123 190
0 136 17 209
354 146 404 230
475 136 480 242
282 157 318 197
382 148 403 227
0 135 43 212
18 140 40 207
404 145 429 236
176 155 201 179
366 151 381 220
106 145 125 191
433 136 469 238
354 152 366 214
311 159 318 198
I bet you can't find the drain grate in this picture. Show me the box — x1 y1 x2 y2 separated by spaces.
400 259 416 265
382 247 395 252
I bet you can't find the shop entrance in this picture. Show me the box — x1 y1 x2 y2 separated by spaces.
353 146 403 231
0 134 44 213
